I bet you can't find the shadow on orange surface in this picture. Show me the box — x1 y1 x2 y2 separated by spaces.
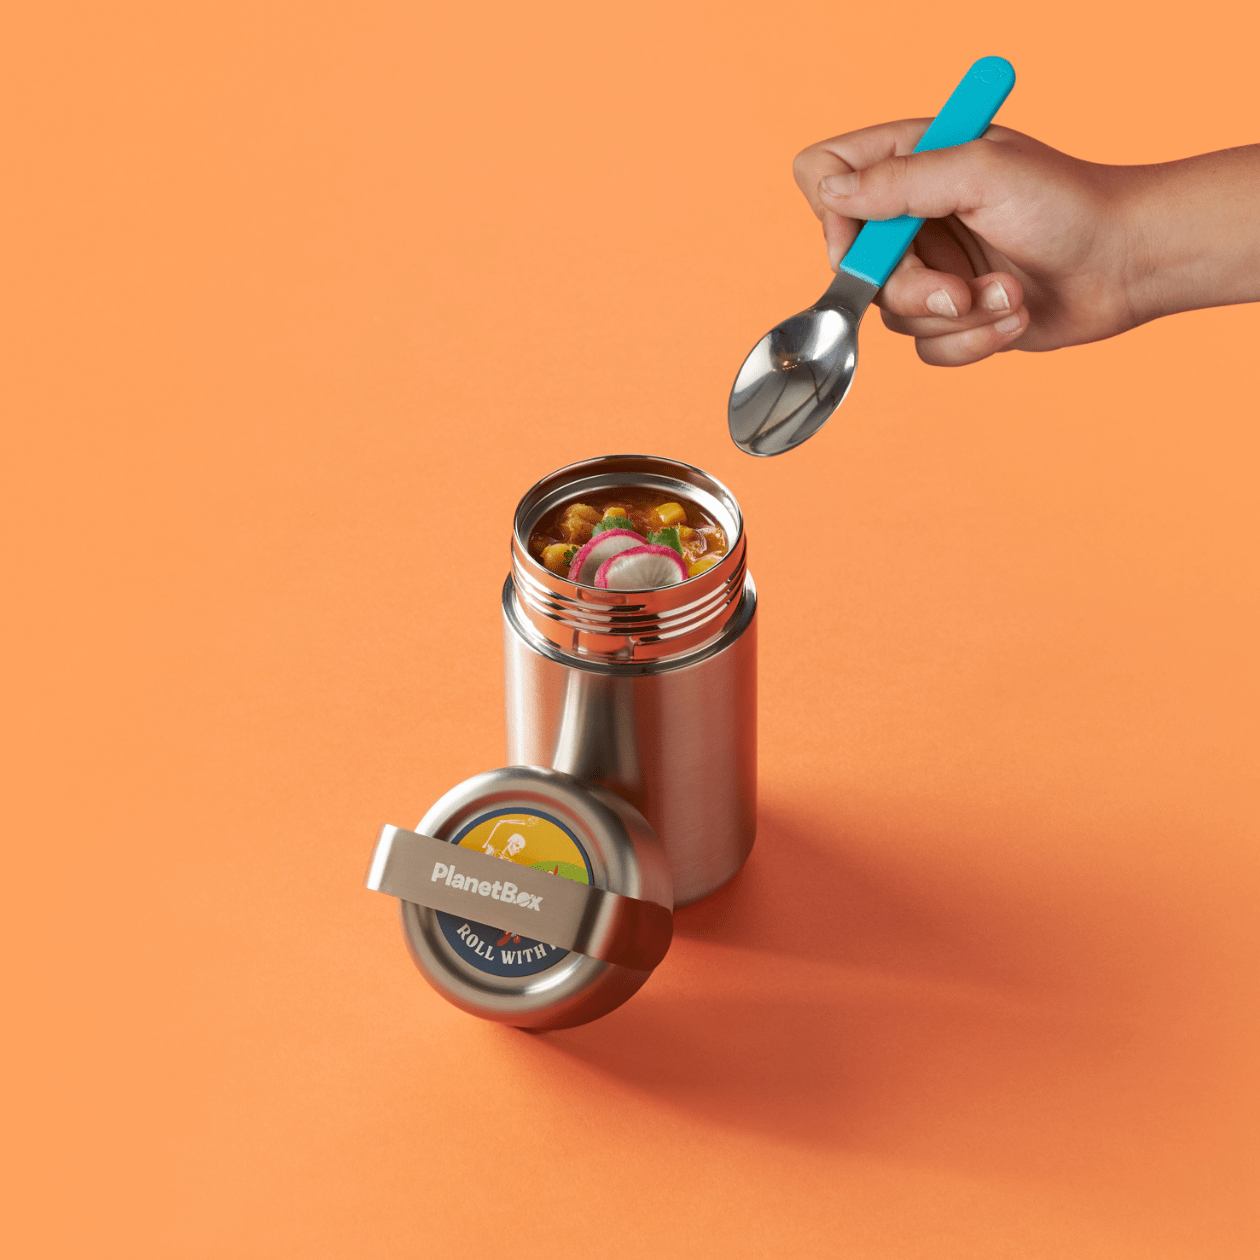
674 798 1171 997
522 796 1243 1228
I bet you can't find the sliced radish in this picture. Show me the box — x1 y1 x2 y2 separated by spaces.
566 528 644 586
594 545 688 590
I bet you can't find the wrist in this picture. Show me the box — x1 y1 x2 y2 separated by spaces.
1123 145 1260 326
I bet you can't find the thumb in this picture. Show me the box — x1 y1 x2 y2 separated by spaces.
817 139 1002 222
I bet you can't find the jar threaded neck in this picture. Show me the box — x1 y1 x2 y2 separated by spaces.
510 455 748 664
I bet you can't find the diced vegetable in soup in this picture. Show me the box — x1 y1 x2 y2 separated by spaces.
530 487 730 583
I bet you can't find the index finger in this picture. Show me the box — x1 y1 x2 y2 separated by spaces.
792 118 932 220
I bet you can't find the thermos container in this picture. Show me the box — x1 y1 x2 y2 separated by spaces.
502 454 757 906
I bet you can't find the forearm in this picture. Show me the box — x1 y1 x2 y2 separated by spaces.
1124 145 1260 324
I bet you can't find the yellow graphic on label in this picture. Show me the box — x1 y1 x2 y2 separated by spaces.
456 813 590 886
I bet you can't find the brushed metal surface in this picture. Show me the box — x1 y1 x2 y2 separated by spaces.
368 824 672 970
504 576 757 906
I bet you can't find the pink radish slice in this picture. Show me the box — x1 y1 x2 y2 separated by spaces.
566 529 644 586
594 545 688 590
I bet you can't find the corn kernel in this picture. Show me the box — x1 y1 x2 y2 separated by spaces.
542 543 576 576
655 502 686 528
677 525 698 544
603 504 629 520
687 555 722 578
566 503 601 524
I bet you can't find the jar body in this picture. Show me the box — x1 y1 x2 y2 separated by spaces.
505 454 758 905
503 577 757 908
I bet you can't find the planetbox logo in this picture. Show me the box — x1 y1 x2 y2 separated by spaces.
429 860 545 911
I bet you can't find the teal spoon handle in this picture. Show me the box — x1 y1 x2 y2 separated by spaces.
838 56 1016 289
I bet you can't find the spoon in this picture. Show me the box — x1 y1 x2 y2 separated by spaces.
728 56 1016 457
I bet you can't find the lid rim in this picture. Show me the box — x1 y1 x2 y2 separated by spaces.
381 766 673 1029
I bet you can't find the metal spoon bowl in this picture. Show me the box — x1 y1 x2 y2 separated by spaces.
728 273 875 457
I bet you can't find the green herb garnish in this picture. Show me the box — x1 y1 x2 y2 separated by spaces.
591 516 637 537
646 527 683 556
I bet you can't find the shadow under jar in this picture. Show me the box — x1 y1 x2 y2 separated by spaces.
504 454 757 906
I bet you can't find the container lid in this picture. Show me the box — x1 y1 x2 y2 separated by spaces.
366 765 673 1030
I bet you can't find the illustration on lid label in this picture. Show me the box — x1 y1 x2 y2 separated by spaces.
436 809 592 977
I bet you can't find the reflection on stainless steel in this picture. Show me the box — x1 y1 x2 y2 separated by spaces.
505 456 757 907
399 766 672 1030
728 269 878 457
550 670 644 807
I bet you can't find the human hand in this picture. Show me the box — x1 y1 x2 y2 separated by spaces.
795 125 1260 366
794 123 1140 365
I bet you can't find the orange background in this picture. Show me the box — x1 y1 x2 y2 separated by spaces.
4 3 1259 1257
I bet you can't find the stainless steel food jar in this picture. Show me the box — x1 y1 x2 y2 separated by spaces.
503 454 756 906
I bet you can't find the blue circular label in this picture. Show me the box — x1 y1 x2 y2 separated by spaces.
435 808 593 977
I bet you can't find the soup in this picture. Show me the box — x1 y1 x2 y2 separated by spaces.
529 486 729 583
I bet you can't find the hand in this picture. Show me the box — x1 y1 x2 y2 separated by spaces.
794 123 1260 366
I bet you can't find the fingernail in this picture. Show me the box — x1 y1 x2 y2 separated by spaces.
925 289 958 318
994 313 1022 335
827 242 842 272
981 281 1011 313
820 172 860 197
